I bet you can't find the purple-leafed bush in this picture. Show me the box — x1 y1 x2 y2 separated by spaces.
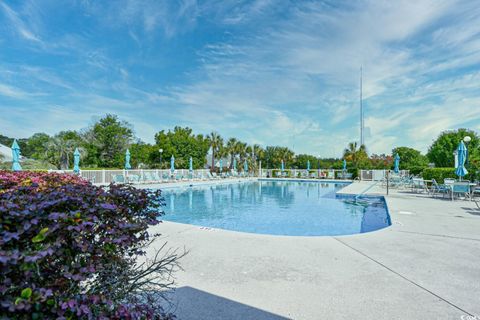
0 171 180 319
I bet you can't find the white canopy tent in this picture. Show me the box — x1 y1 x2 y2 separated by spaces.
0 143 13 162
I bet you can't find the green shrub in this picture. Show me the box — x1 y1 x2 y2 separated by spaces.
0 171 180 319
406 166 427 176
422 167 465 183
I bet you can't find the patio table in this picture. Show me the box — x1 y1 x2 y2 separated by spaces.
444 182 477 201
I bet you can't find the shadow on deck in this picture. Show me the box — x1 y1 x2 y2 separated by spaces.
164 286 291 320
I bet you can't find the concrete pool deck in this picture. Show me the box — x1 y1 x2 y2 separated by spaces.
146 180 480 320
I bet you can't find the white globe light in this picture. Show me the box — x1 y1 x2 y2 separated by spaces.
463 136 472 143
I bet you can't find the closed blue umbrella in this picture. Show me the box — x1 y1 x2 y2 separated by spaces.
455 141 468 179
307 160 310 171
219 159 223 172
170 155 175 173
11 139 22 171
125 149 131 170
233 158 237 171
281 160 285 172
189 157 193 172
73 148 80 174
394 153 400 174
343 159 347 171
244 160 248 173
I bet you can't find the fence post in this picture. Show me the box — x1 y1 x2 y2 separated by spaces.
102 169 106 184
386 170 389 195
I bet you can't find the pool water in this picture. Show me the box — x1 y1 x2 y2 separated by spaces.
160 180 390 236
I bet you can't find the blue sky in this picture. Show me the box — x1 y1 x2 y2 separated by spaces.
0 0 479 157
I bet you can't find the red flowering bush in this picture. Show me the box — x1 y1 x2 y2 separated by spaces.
0 171 181 319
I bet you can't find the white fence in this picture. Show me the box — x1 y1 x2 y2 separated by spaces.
49 168 412 183
359 170 410 181
48 168 356 184
261 169 351 179
48 169 211 184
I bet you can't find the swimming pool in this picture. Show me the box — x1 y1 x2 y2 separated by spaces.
160 180 390 236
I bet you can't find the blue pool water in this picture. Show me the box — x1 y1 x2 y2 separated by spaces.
160 180 390 236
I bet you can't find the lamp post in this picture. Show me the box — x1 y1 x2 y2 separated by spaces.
159 149 163 168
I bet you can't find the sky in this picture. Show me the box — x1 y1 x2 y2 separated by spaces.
0 0 479 157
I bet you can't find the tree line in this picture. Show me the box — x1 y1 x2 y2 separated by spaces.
0 114 478 178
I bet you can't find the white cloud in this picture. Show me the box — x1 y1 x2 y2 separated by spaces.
0 83 33 99
0 2 42 43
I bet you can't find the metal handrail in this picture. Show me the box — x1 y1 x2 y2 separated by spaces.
355 180 381 200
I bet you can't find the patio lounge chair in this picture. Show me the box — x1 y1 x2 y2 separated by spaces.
143 172 155 183
474 199 480 209
206 172 215 180
411 178 429 193
174 173 185 181
430 179 450 198
152 172 162 182
162 173 170 183
127 174 141 184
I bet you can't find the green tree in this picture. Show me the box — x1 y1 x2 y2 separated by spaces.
83 114 135 168
46 131 82 169
251 144 264 171
392 147 428 170
261 146 294 169
129 142 157 168
24 133 51 159
427 128 479 167
294 154 319 169
369 154 393 169
225 138 238 169
207 132 223 172
155 127 210 169
0 134 28 153
343 142 368 168
234 141 248 164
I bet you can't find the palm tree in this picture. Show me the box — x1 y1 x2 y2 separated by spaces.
207 132 223 172
226 138 238 169
343 142 367 167
46 137 76 169
235 141 248 164
252 144 263 161
251 144 263 171
278 147 294 168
